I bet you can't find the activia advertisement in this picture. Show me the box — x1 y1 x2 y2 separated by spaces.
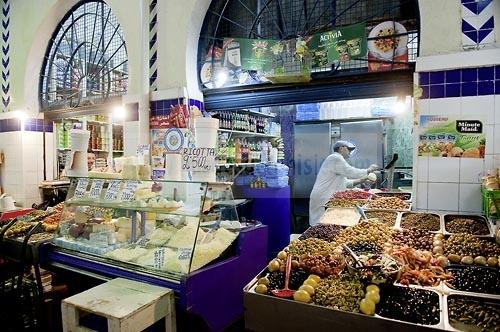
222 23 367 74
418 115 486 158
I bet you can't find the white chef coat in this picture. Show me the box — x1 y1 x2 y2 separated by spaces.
309 152 368 225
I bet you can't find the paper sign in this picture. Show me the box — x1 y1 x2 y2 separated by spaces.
418 116 486 158
88 179 105 199
154 247 166 269
181 147 216 172
104 180 121 201
74 178 89 198
120 181 138 202
178 247 192 261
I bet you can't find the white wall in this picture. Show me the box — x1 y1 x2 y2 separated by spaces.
415 1 500 213
418 0 500 56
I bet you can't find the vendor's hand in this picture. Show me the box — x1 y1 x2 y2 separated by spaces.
367 164 380 173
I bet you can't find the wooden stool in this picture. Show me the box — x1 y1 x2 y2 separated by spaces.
61 278 175 332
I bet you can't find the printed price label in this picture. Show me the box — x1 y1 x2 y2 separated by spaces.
104 180 121 201
178 247 192 261
74 178 89 198
181 147 216 172
153 248 166 269
120 181 138 202
88 179 105 199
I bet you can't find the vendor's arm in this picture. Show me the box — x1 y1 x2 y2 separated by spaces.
346 178 366 188
334 154 368 179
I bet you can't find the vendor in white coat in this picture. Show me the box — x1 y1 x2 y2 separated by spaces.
309 140 379 225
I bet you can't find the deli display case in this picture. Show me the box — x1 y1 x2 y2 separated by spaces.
40 177 268 331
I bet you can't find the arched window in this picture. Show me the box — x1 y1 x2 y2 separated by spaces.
40 0 128 110
198 0 419 90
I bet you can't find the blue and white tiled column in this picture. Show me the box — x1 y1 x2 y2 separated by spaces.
1 0 10 112
461 0 495 49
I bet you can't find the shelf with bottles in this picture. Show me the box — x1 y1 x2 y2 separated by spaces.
216 163 259 168
213 110 280 136
218 129 278 138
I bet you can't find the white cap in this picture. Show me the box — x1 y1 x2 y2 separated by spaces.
333 140 356 151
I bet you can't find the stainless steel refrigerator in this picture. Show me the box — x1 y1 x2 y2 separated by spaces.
292 120 384 216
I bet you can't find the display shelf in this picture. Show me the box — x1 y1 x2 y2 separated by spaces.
216 162 259 167
112 123 123 126
86 120 109 126
113 150 124 153
218 129 278 138
238 109 276 118
92 149 109 152
64 199 201 217
57 148 71 151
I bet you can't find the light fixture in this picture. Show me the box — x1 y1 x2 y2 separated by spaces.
12 110 28 120
112 105 126 119
393 96 406 114
214 70 228 88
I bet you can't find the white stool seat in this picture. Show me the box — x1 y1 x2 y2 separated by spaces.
61 278 175 332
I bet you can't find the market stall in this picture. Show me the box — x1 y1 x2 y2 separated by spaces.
244 189 500 332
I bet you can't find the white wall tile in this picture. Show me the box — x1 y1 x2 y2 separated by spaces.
416 181 428 210
458 183 482 213
494 95 500 125
428 158 460 182
24 171 38 186
428 182 459 211
461 96 495 125
494 124 500 155
485 125 495 156
417 156 429 181
418 99 431 115
483 155 494 172
429 98 460 116
459 158 484 183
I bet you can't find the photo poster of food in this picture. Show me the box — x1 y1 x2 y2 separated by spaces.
200 46 223 89
367 21 409 72
223 37 281 73
418 116 486 158
151 129 167 173
307 23 367 65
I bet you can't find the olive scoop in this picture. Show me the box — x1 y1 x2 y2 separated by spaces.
272 255 295 298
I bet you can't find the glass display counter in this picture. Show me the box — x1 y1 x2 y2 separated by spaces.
41 177 268 330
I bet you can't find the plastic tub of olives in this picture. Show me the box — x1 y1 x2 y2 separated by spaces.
443 292 500 331
374 285 445 330
374 191 412 203
441 264 500 296
398 211 443 233
443 214 493 238
360 209 401 229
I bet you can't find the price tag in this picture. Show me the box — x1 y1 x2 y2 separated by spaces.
178 247 192 261
120 181 138 202
74 178 89 198
181 147 216 172
153 248 166 269
104 180 121 201
88 179 105 199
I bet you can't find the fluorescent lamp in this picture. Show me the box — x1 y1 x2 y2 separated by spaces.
113 106 126 119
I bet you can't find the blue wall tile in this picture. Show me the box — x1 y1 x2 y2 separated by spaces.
419 72 429 85
478 81 494 95
462 68 478 82
430 71 445 84
462 82 478 96
495 80 500 94
420 85 430 99
445 83 461 97
478 66 494 81
495 66 500 79
430 84 444 98
446 70 461 83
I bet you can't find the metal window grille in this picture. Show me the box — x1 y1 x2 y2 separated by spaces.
198 0 419 90
40 0 128 111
